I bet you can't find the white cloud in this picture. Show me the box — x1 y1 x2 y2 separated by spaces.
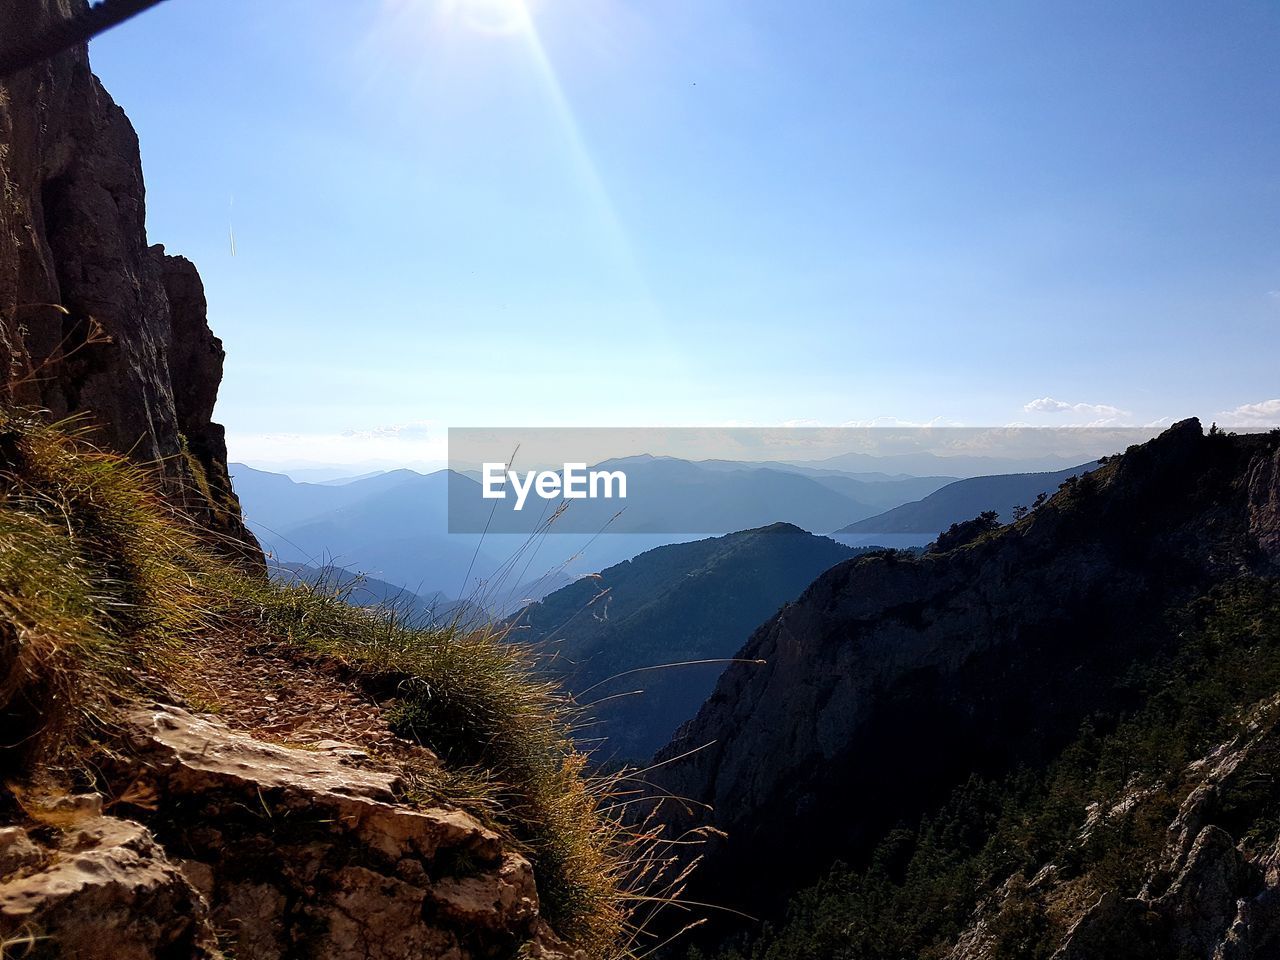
1216 399 1280 426
1023 397 1129 421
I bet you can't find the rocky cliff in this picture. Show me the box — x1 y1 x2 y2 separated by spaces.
0 7 622 957
653 421 1280 926
0 0 258 564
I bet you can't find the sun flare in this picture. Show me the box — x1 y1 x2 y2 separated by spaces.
440 0 533 35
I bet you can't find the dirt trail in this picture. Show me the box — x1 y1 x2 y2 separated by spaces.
168 631 443 778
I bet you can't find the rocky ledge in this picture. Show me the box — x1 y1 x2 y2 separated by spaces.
0 705 577 960
949 695 1280 960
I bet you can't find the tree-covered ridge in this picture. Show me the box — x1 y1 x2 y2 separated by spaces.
694 577 1280 960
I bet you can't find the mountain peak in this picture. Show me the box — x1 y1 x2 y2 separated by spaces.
749 521 811 536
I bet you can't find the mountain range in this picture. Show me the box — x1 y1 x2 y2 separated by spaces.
235 456 1126 621
230 459 942 606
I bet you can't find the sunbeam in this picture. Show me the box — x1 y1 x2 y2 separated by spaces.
361 0 690 379
438 0 532 36
516 10 639 285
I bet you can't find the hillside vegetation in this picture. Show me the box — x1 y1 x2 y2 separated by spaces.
0 410 641 956
694 577 1280 959
514 524 861 759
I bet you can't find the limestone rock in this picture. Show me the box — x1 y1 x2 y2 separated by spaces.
1154 826 1258 958
0 815 219 959
1247 445 1280 563
0 826 45 879
105 704 554 959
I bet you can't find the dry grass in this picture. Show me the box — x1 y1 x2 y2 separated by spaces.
228 574 637 949
224 566 713 954
0 410 214 768
0 927 43 959
0 408 698 957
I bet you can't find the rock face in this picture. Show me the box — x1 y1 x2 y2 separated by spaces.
0 0 259 564
1248 443 1280 559
0 704 576 959
950 696 1280 960
652 422 1280 914
0 815 220 960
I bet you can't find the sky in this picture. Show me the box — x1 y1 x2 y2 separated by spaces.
88 0 1280 468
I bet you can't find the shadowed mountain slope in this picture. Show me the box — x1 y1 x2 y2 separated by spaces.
512 524 862 760
653 421 1280 924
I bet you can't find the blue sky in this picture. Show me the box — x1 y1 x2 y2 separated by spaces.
90 0 1279 467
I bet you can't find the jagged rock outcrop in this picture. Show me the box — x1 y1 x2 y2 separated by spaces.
0 0 259 565
0 704 579 959
652 421 1280 915
1049 827 1257 960
948 696 1280 960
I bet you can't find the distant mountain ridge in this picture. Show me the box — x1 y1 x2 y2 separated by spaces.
231 456 960 607
837 461 1098 534
234 455 1107 625
511 523 863 760
459 456 892 536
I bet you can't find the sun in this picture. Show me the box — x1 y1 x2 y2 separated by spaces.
440 0 533 35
